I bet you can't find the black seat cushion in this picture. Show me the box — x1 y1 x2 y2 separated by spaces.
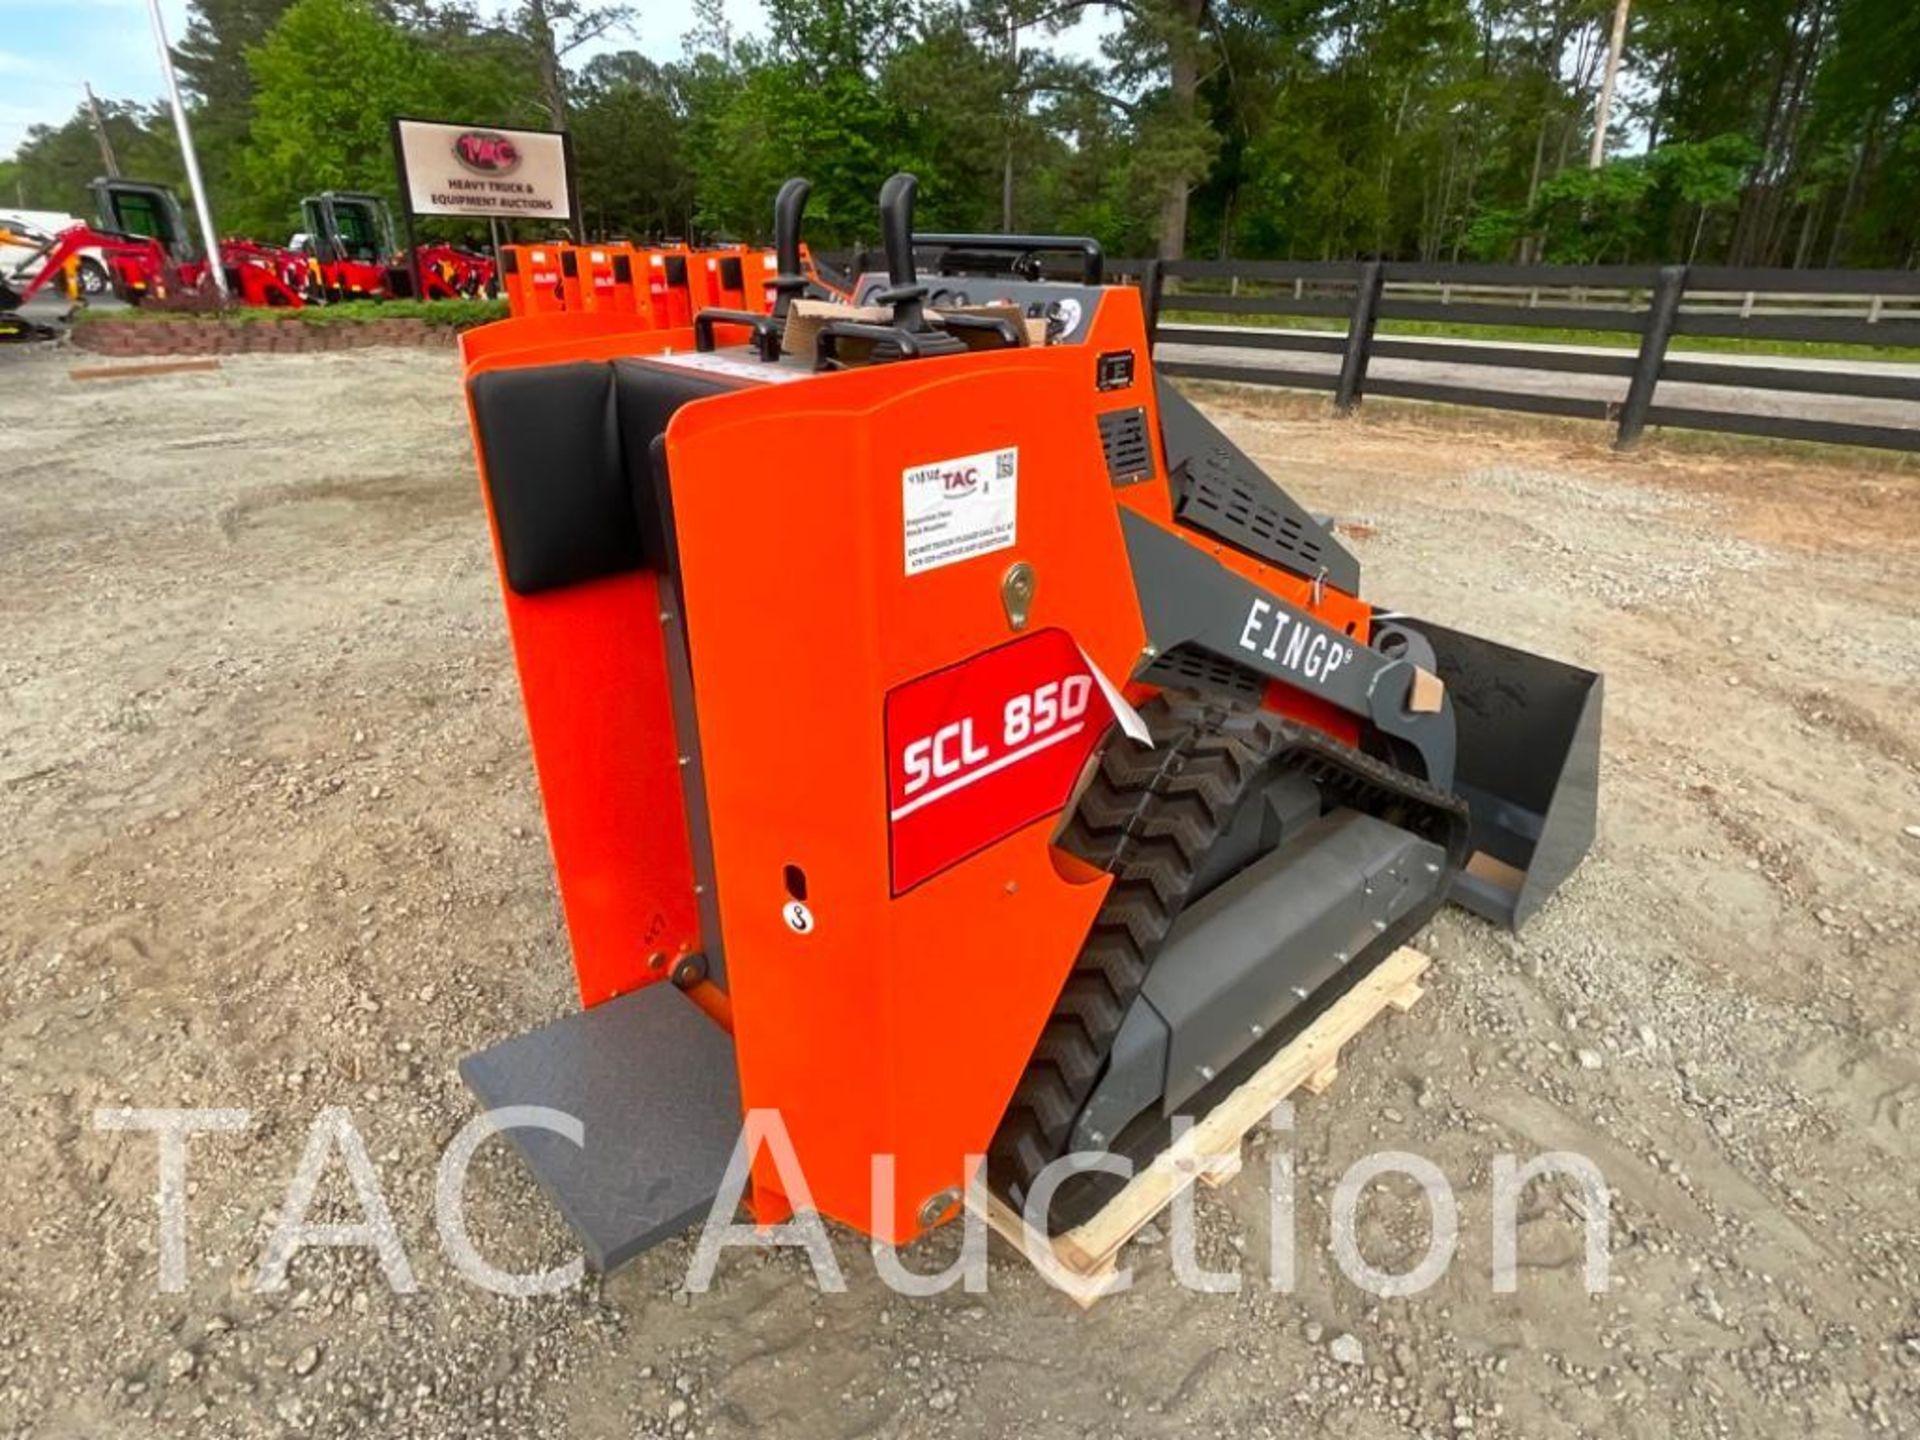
469 360 730 595
611 361 732 563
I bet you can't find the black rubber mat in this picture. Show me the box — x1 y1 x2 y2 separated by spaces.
459 982 743 1272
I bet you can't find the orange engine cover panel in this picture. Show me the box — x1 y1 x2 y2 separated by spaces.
660 345 1150 1243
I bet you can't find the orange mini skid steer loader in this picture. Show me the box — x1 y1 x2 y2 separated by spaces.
457 175 1602 1270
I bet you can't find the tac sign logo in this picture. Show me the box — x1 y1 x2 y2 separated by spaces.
452 130 522 177
908 463 979 497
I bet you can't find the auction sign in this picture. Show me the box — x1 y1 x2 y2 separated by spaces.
392 118 576 221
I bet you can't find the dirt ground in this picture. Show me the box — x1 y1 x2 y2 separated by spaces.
2 345 1917 1440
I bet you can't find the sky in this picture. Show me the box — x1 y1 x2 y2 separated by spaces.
0 0 1120 160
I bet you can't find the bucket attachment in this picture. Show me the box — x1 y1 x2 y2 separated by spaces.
1398 618 1602 930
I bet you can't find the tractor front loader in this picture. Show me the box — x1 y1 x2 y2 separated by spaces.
456 174 1602 1268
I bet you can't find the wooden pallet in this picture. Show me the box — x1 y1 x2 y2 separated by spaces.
975 945 1430 1306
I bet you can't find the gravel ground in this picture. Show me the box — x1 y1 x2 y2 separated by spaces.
2 348 1918 1439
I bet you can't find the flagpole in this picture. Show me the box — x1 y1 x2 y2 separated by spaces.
145 0 230 298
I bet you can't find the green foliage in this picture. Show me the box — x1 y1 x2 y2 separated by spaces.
239 0 451 234
693 62 900 241
1654 133 1761 208
1527 161 1660 264
174 0 295 113
277 296 508 325
1465 134 1762 263
7 102 185 219
75 297 507 326
6 0 1916 268
171 0 297 201
681 0 935 243
570 54 695 238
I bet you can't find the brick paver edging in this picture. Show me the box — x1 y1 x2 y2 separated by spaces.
72 317 465 357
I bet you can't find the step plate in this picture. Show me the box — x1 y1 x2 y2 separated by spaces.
458 983 742 1273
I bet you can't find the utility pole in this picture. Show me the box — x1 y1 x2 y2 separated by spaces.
84 83 121 177
1001 11 1018 231
144 0 229 298
1589 0 1632 169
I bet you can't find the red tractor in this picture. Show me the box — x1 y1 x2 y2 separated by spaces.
299 191 495 302
1 215 173 312
0 180 213 312
88 178 307 307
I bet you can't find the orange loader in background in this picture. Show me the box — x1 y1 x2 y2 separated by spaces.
501 231 844 325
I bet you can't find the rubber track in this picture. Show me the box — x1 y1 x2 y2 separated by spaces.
986 691 1467 1209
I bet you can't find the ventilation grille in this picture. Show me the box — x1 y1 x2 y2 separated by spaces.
1098 407 1151 487
1176 448 1328 575
1139 644 1266 704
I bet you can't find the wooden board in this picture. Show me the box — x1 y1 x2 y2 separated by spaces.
69 359 223 383
974 945 1430 1306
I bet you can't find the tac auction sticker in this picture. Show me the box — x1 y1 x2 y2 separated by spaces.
902 446 1018 575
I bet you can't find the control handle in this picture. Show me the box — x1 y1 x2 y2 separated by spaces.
770 176 811 323
694 308 782 362
874 172 930 331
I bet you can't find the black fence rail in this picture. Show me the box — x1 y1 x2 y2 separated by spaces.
1108 258 1920 453
819 250 1920 452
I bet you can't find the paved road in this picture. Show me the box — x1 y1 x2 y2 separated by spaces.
1155 324 1920 435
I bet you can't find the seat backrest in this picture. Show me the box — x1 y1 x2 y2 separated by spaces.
468 360 730 594
464 355 736 1008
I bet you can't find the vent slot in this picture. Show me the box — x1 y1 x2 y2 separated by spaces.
1139 644 1267 704
1175 448 1328 576
1098 407 1152 487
